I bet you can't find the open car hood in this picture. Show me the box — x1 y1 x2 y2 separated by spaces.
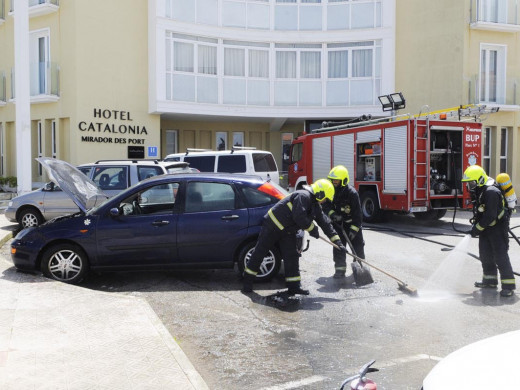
37 157 107 213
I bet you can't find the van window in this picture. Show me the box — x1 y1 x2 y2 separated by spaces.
252 153 277 172
218 155 247 173
163 156 181 162
184 156 216 172
137 166 164 181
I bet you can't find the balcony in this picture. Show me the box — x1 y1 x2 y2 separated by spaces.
9 0 59 18
0 72 6 106
0 0 5 25
470 0 520 32
467 75 520 111
11 61 60 103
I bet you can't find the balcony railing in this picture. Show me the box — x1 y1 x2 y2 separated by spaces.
470 0 520 32
468 75 519 108
10 0 59 17
0 72 6 105
11 61 60 103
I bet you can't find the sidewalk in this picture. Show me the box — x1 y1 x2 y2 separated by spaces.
0 214 209 390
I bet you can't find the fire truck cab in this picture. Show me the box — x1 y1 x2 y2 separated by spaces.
288 113 483 222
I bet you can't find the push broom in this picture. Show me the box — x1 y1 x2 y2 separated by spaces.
320 236 418 296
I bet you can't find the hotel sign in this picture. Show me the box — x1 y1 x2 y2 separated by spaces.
78 108 148 144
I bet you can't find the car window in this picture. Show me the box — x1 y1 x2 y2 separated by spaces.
92 166 129 190
137 166 164 181
184 156 215 172
185 181 236 213
163 156 181 162
252 153 277 172
77 167 92 176
217 155 247 173
118 182 179 216
240 186 278 207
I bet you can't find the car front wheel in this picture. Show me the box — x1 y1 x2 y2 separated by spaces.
41 244 89 284
237 242 281 282
19 208 44 228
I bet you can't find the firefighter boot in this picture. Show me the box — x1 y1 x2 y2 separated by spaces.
242 273 255 293
333 270 346 279
474 277 498 289
500 289 515 297
287 283 310 296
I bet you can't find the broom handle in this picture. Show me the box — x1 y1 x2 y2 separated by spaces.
319 236 408 285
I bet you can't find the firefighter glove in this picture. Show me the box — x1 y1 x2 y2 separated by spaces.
331 213 343 223
332 239 347 253
309 225 320 239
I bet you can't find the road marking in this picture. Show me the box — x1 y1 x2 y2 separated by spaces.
259 375 327 390
376 354 443 369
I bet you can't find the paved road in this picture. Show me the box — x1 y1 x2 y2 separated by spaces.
65 210 520 390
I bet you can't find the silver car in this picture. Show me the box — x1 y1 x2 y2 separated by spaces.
6 160 189 228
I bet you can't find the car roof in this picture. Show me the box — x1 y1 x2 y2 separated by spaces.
164 149 273 159
78 159 164 167
143 171 267 184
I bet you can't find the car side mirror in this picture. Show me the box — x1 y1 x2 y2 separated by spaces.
109 208 121 217
44 182 55 191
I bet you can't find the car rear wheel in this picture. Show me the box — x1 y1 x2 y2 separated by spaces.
19 208 44 228
237 242 281 282
41 244 89 284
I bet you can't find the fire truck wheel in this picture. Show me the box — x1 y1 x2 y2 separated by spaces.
360 191 382 223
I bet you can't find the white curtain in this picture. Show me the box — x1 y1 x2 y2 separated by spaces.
225 48 245 76
300 51 320 78
276 51 296 78
249 50 269 78
174 41 194 72
352 49 372 77
328 50 348 78
198 45 217 75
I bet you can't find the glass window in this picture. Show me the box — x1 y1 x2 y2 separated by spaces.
184 156 216 172
137 166 164 181
241 186 277 207
300 52 321 78
92 167 128 190
253 153 277 172
119 183 178 216
352 49 372 77
174 41 194 72
249 50 269 78
276 51 297 78
198 45 217 75
290 142 302 163
218 155 247 173
480 45 505 103
328 50 348 78
225 48 245 76
185 182 236 212
500 127 507 173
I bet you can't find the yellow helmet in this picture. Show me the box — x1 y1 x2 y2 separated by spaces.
327 165 349 186
462 165 488 189
311 179 335 202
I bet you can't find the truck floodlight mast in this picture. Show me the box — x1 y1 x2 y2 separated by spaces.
288 101 495 222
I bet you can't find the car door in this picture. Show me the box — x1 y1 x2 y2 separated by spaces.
41 185 81 219
176 180 248 264
94 181 179 267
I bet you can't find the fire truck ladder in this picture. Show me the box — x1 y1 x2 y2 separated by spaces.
413 117 429 205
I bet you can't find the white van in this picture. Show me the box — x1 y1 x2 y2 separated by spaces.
163 148 279 184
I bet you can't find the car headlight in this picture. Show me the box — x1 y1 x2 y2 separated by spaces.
8 201 12 207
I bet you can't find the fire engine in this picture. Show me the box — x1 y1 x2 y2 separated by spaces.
288 106 491 222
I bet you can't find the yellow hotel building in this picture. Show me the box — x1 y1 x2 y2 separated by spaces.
0 0 518 188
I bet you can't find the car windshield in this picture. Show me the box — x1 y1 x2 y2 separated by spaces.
86 183 139 215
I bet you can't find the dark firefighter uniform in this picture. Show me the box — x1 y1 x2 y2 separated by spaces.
323 184 365 276
470 183 515 293
243 187 341 294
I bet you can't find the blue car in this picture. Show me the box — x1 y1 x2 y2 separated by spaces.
11 158 288 284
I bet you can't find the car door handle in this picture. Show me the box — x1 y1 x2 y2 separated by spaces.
221 215 239 221
152 220 170 226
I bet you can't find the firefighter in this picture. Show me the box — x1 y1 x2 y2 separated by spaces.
323 165 365 278
461 165 516 297
242 179 345 295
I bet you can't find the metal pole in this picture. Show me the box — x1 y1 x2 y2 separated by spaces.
14 0 32 194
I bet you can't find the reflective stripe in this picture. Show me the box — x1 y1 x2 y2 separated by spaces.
502 279 516 285
476 223 484 231
335 267 347 271
483 275 498 280
328 210 334 217
305 222 315 232
330 235 340 242
268 209 284 230
287 202 293 211
244 267 257 276
285 276 301 282
351 225 360 232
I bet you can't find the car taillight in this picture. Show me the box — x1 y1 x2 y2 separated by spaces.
257 182 286 200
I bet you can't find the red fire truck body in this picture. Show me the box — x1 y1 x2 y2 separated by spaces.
288 116 482 221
